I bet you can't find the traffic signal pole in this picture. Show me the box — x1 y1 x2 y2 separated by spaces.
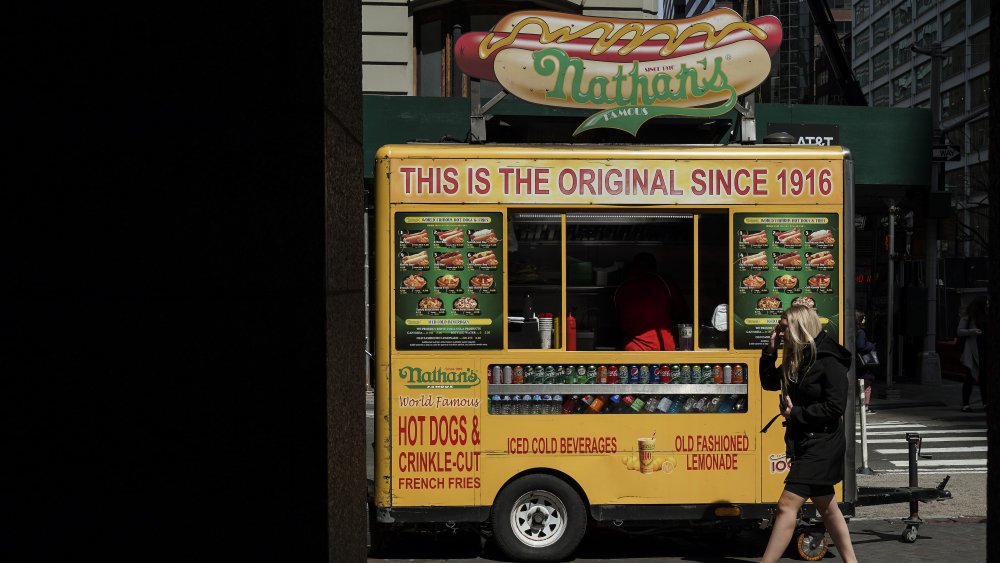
912 42 944 385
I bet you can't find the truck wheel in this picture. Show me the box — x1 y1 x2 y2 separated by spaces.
901 525 918 543
491 474 587 562
795 530 828 561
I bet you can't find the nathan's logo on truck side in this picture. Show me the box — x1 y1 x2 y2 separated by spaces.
454 8 781 135
398 366 481 389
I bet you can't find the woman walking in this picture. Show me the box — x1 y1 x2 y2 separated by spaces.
855 310 876 414
957 296 989 412
759 305 858 563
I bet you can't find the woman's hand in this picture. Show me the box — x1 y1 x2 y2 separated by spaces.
767 319 787 355
780 395 793 418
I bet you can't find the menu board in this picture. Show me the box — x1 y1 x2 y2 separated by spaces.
395 212 503 350
733 213 839 349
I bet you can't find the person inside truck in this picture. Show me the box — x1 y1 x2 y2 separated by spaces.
613 252 690 351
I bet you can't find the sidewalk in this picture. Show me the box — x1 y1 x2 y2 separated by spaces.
869 377 968 411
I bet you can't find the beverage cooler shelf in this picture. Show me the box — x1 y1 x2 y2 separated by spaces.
488 384 748 395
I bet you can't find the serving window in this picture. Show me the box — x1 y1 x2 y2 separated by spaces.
507 210 731 351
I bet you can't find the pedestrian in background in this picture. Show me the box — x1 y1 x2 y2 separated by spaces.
957 296 989 412
855 310 876 414
758 305 858 563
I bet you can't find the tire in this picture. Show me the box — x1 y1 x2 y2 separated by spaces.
795 530 829 561
902 525 918 543
491 474 587 562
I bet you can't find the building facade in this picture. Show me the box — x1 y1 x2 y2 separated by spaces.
852 0 991 259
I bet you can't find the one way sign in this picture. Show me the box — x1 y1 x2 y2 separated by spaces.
932 144 961 162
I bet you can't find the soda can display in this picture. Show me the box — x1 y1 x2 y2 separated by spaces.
561 395 577 414
628 365 640 384
511 395 522 414
502 365 513 384
693 397 708 413
586 365 598 384
607 365 619 384
657 365 670 384
575 365 587 384
580 395 594 411
690 365 702 384
682 397 696 412
621 395 635 411
629 396 646 413
490 365 501 384
656 396 672 413
587 395 607 414
534 365 546 384
544 365 556 385
733 365 745 384
644 395 658 412
532 394 544 415
718 395 734 413
639 365 651 384
713 364 723 384
551 394 562 414
608 394 622 413
522 366 533 384
733 396 747 412
707 396 721 413
680 364 691 384
490 394 501 414
512 365 524 384
668 396 683 413
670 364 681 383
702 365 713 384
723 365 732 384
619 365 629 384
597 365 608 384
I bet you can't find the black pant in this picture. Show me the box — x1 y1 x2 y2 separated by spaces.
963 367 987 406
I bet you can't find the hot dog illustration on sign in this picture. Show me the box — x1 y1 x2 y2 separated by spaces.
454 9 782 135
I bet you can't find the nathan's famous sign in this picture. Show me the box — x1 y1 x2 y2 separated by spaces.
455 9 781 135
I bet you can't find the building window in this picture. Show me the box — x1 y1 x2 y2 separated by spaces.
872 84 891 106
968 162 989 193
970 30 989 66
969 118 989 152
969 73 989 109
916 20 937 48
893 37 912 68
855 29 870 56
942 2 966 37
415 5 528 97
942 43 965 81
893 3 912 32
855 62 870 88
916 60 932 92
892 72 912 103
872 15 890 44
873 49 890 77
971 0 991 21
944 168 965 192
916 0 935 17
942 84 966 120
855 0 870 24
873 0 890 13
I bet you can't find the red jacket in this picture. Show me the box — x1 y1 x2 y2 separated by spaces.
614 272 688 351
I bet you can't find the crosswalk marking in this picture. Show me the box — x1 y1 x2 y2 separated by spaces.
861 423 927 429
874 446 988 454
872 468 986 475
888 458 986 467
859 436 987 444
860 428 986 436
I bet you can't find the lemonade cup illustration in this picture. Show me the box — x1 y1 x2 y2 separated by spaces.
638 431 656 474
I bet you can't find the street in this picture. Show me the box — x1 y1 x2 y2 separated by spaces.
366 379 987 561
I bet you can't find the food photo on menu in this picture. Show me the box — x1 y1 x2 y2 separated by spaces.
435 228 465 246
401 274 428 291
435 274 462 292
807 273 831 289
739 251 768 268
468 250 498 268
791 296 816 309
806 229 835 246
741 273 766 290
806 250 835 268
772 228 802 246
469 273 495 291
468 228 498 245
773 274 799 290
739 229 767 246
435 251 465 268
400 250 429 268
756 295 783 312
452 296 480 314
772 251 801 268
416 295 444 314
399 229 429 245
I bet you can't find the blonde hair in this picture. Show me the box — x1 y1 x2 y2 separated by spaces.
782 305 823 385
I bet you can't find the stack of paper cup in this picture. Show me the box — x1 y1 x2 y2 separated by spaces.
538 316 553 349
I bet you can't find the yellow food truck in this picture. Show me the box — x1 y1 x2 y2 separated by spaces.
370 142 858 561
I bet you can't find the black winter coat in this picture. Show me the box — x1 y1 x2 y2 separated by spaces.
760 331 852 486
